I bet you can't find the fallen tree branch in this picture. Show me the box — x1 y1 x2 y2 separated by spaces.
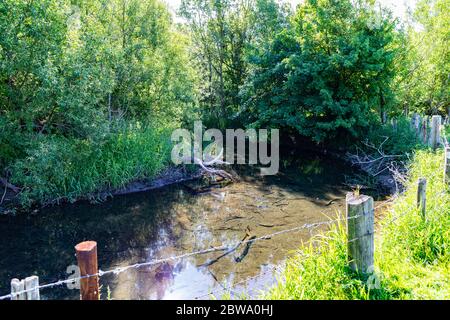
346 137 409 193
0 177 20 193
183 148 236 181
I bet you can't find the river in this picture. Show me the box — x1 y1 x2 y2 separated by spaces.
0 151 383 300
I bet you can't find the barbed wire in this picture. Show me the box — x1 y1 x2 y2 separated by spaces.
0 213 367 300
193 265 283 300
0 195 407 301
192 199 412 300
191 207 405 300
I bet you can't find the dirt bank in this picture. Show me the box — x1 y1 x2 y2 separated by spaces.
0 166 202 215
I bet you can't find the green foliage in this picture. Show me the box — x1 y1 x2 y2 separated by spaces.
0 0 197 208
10 125 173 207
179 0 289 127
364 116 425 156
265 219 393 299
242 0 399 142
395 0 449 115
0 0 197 139
1 0 449 210
266 149 450 299
381 149 450 265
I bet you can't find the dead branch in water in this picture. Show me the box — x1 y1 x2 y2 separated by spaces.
346 137 408 194
185 148 236 181
194 156 235 181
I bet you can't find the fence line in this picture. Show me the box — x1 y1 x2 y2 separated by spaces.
0 213 368 300
0 197 401 301
193 265 284 300
193 200 412 300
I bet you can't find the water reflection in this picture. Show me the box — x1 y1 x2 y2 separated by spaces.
0 153 379 300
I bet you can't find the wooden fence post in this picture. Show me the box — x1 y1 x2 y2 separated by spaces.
421 117 428 143
25 276 40 300
444 147 450 186
346 193 374 274
430 115 442 150
392 118 398 132
75 241 99 300
11 276 40 300
417 178 427 219
411 113 420 133
416 115 422 137
11 279 25 300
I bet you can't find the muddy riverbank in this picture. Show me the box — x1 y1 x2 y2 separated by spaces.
0 166 202 215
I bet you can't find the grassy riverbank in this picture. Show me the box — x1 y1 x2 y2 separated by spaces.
265 148 450 299
6 124 174 209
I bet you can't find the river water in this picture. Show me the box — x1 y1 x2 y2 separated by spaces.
0 151 382 300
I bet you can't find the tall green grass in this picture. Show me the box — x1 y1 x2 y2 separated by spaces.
365 116 425 156
266 149 450 299
10 124 174 208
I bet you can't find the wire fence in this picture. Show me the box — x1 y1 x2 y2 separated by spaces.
2 115 446 301
0 215 357 300
0 196 400 301
195 198 409 300
193 264 284 300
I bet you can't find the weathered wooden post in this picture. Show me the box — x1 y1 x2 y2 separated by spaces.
11 279 25 300
411 113 420 135
346 193 374 274
446 107 450 124
11 276 40 300
430 115 442 150
382 111 387 125
391 118 398 132
75 241 99 300
444 147 450 186
25 276 40 300
411 113 417 129
417 178 427 219
421 117 428 143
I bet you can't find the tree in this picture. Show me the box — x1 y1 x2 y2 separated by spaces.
0 0 197 172
395 0 449 115
179 0 288 127
242 0 399 142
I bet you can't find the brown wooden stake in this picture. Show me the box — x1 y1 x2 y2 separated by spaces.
75 241 99 300
346 193 374 274
417 178 427 219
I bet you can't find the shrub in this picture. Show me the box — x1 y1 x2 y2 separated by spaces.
265 149 450 299
10 124 173 207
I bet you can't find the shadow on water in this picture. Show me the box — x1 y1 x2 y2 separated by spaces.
0 151 385 300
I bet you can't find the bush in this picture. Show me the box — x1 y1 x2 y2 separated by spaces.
242 0 399 143
364 116 425 156
10 124 173 207
265 149 450 299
